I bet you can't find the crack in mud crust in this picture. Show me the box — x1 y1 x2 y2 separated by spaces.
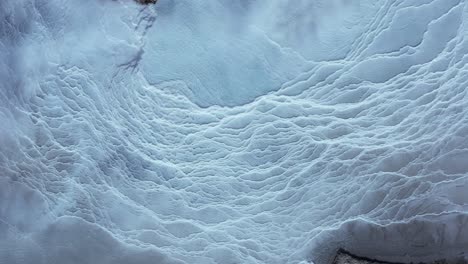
135 0 157 4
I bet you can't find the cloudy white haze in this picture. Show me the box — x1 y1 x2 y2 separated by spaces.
1 0 468 263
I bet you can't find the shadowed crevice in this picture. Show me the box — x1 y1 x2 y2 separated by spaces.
135 0 157 5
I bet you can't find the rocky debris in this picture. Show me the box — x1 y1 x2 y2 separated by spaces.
332 249 400 264
332 249 467 264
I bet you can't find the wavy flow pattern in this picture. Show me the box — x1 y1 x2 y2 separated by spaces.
1 0 468 263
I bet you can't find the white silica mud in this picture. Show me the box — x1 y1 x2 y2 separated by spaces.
1 0 468 263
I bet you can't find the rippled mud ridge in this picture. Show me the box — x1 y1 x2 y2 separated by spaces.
1 0 468 264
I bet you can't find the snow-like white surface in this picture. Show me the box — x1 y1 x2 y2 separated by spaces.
1 0 468 263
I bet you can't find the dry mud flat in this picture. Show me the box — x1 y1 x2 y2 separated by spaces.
2 0 468 263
